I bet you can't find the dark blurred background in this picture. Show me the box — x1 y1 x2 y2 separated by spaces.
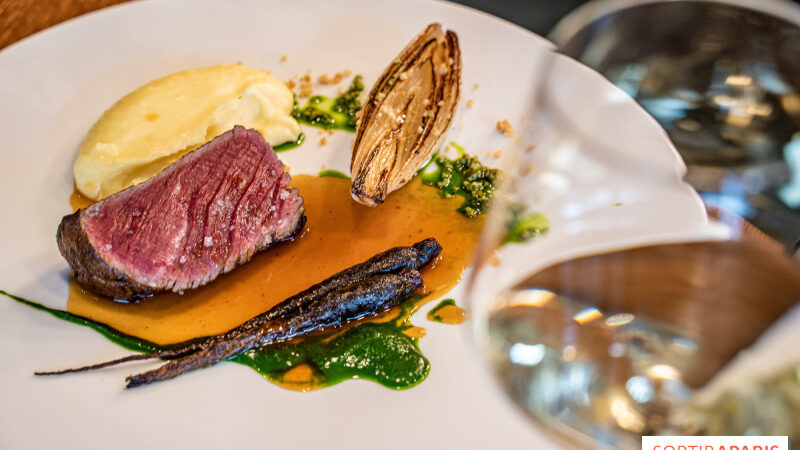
0 0 591 47
448 0 800 35
3 0 798 48
450 0 589 35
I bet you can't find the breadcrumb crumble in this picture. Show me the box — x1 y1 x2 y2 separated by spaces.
496 119 514 137
486 150 503 158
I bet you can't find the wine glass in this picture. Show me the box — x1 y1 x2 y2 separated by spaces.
550 0 800 248
465 47 800 448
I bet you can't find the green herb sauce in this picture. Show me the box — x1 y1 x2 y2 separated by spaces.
418 143 498 218
427 298 457 323
273 133 305 152
317 170 350 179
234 321 428 389
234 296 429 389
418 142 549 244
292 75 364 131
1 290 429 390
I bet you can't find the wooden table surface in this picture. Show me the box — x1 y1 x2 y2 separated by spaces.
0 0 131 49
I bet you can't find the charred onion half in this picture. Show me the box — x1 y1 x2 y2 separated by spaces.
350 23 461 206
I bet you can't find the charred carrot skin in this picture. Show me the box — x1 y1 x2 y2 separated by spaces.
125 268 423 387
231 238 441 334
36 239 442 388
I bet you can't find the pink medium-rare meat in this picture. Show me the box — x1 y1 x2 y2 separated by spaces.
57 126 306 301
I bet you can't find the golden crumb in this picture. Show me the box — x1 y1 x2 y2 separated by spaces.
337 86 343 95
496 119 514 137
343 69 352 76
520 163 533 175
298 73 313 97
328 129 335 135
318 128 326 135
319 137 328 146
488 255 501 266
318 72 344 85
486 150 503 158
466 99 474 107
284 165 291 173
321 164 327 171
473 83 479 89
280 55 288 62
525 145 536 153
285 80 295 90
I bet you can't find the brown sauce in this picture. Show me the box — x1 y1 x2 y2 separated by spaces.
69 188 94 210
430 304 467 324
402 326 427 338
276 364 321 391
67 175 483 345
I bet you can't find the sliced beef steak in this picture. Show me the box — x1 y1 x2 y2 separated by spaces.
57 126 305 301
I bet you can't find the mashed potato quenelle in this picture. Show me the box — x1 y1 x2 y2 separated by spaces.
74 64 301 200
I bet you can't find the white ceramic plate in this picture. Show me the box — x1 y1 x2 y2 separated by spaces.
0 1 719 449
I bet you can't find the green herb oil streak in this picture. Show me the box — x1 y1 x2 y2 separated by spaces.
317 170 349 179
273 133 305 152
1 290 429 390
